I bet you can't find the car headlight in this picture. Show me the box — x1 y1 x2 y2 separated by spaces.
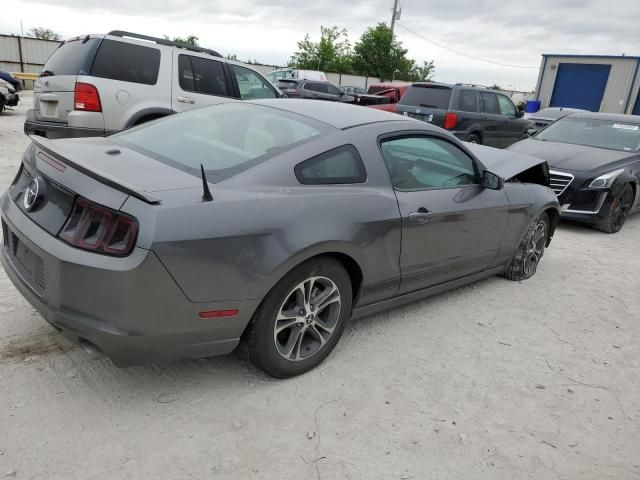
589 168 625 188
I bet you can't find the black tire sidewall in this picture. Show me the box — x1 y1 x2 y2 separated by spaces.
248 258 352 378
506 213 549 281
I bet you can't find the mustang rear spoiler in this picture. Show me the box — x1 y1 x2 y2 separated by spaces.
30 136 161 205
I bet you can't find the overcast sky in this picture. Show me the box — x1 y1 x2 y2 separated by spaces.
2 0 639 91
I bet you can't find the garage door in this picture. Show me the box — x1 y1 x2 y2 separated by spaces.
550 63 611 111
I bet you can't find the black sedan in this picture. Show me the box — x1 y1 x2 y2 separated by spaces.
509 112 640 233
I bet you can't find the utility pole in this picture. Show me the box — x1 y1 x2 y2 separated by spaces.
390 0 400 35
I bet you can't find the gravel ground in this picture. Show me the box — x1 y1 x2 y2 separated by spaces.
1 92 639 480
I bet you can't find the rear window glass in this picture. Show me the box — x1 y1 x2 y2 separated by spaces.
399 85 452 109
112 103 330 182
41 38 101 76
91 40 160 85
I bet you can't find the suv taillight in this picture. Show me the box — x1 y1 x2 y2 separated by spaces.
74 82 102 112
59 197 138 257
444 112 457 129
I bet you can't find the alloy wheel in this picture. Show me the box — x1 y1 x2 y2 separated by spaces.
611 188 633 231
273 276 341 362
523 222 546 276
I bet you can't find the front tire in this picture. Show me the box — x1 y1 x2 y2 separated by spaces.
593 184 633 234
246 257 352 378
503 213 549 281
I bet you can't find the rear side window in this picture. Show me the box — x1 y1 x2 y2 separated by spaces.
399 85 452 109
230 64 277 100
458 90 478 112
91 40 160 85
178 55 230 96
41 38 101 76
295 145 366 185
480 92 499 114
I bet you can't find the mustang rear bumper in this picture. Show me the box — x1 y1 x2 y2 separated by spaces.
1 196 259 366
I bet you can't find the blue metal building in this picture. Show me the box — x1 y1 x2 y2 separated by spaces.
535 54 640 115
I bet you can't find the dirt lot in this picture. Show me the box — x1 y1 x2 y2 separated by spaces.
1 92 639 480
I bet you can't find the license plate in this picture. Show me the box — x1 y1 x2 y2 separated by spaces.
7 229 45 293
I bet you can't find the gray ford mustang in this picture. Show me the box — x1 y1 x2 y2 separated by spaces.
1 100 559 377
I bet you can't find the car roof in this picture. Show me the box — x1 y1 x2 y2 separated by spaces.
248 98 412 130
565 112 640 123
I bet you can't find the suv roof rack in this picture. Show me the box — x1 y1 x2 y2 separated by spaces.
454 83 488 89
107 30 222 58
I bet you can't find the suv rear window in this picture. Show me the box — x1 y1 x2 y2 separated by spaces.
399 85 452 109
41 38 101 76
91 40 160 85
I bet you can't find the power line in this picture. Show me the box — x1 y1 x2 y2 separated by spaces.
395 23 539 69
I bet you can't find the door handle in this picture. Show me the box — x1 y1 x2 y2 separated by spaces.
177 96 195 104
408 207 432 221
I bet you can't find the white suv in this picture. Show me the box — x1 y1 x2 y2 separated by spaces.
25 31 282 138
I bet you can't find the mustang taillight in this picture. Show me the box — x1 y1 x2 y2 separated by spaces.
59 197 138 257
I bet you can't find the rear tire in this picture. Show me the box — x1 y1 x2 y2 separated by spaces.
467 133 481 144
593 184 634 234
246 257 352 378
503 213 549 281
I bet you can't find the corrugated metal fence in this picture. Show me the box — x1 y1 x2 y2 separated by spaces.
0 34 60 88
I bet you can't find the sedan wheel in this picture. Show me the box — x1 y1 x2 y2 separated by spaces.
246 258 352 378
594 184 634 234
503 213 549 281
274 276 341 361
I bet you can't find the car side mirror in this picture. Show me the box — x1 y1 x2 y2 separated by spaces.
482 170 504 190
526 127 538 137
516 109 524 118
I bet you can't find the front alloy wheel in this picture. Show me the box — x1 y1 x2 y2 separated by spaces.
594 184 634 234
503 212 549 281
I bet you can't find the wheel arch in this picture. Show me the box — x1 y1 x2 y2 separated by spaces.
124 107 174 128
544 207 559 246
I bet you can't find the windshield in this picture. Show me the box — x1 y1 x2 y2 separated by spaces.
112 103 328 182
399 85 452 109
535 117 640 152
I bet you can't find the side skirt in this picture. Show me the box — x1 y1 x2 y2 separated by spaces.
351 266 505 321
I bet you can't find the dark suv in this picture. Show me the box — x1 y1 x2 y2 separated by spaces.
396 82 534 148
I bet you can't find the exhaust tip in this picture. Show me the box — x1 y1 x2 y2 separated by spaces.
78 338 105 360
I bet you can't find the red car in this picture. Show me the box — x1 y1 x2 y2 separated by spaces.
366 83 410 112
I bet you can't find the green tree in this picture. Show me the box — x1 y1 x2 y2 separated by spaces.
226 53 239 61
407 60 436 82
164 35 199 46
352 23 435 81
290 26 353 73
29 27 61 41
352 23 410 80
488 84 502 90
